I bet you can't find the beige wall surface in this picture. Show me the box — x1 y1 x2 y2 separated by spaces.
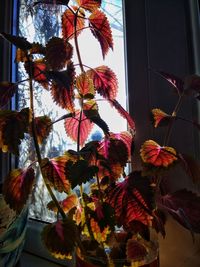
159 217 200 267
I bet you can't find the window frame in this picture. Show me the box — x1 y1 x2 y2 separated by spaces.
0 0 13 186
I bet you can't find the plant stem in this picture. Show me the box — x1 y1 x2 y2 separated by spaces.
77 109 83 153
67 26 90 40
27 59 66 220
163 92 184 146
73 10 96 243
96 170 103 203
74 9 84 73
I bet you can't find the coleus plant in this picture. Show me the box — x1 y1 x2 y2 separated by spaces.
1 0 200 266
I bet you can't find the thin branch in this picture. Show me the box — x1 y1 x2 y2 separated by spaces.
27 56 66 219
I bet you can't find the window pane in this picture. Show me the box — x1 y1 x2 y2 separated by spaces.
18 0 127 222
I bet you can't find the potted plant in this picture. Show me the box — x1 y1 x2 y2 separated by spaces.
1 0 200 266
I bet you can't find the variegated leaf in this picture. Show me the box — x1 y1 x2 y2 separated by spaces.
87 66 118 99
3 167 35 213
140 140 177 168
64 110 93 147
89 10 113 58
76 0 101 12
62 8 85 40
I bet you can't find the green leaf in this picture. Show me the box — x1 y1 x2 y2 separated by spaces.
66 159 98 189
0 32 32 50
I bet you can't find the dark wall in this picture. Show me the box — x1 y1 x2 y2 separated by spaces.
0 0 14 186
124 1 200 266
125 0 200 159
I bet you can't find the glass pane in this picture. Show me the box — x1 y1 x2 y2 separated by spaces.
18 0 127 222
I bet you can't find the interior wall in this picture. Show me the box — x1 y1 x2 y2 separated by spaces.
124 0 200 266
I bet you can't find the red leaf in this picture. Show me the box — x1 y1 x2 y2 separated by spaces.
76 0 101 12
64 110 93 147
25 60 49 89
106 173 153 227
3 167 35 213
47 194 79 213
42 154 77 193
51 84 75 112
110 131 133 161
179 153 200 183
158 189 200 233
83 100 109 135
99 138 128 166
42 219 77 260
156 71 184 95
62 8 85 40
89 10 113 58
58 194 79 212
151 108 172 128
45 37 73 70
0 82 17 108
184 74 200 100
15 48 28 63
76 255 98 267
151 209 166 238
29 42 46 55
109 99 135 130
87 66 118 99
34 62 47 81
126 238 148 261
0 108 30 155
184 74 200 90
126 235 158 264
87 138 129 181
76 73 95 98
140 140 177 167
30 115 52 144
50 62 75 111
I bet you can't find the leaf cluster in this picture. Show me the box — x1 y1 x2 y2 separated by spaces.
1 0 200 265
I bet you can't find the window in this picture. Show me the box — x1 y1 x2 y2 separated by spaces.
17 0 127 223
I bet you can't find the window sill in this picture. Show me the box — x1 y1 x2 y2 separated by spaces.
23 219 73 267
19 252 64 267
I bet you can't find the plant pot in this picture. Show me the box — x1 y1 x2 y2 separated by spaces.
76 230 159 267
76 253 160 267
0 195 28 267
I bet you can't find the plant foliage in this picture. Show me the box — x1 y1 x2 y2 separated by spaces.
1 0 200 265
